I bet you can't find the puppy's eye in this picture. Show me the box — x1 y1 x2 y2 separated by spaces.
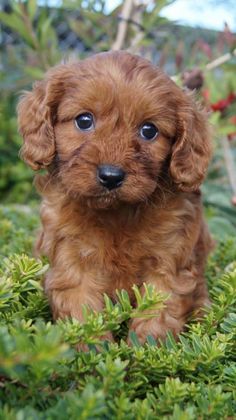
139 122 159 141
75 113 94 131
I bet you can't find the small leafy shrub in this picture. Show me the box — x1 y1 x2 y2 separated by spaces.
0 205 235 419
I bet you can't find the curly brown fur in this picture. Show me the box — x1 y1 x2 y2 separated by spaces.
18 51 213 344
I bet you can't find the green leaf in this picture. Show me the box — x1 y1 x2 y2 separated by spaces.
0 12 36 49
128 331 141 347
27 0 38 20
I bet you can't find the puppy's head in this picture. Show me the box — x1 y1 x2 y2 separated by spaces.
18 51 211 209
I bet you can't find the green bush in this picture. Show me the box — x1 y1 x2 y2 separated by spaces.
0 205 235 419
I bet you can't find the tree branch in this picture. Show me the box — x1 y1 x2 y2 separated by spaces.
206 48 236 71
112 0 134 51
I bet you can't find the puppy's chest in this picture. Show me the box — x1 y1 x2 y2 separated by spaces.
52 196 199 286
75 225 160 281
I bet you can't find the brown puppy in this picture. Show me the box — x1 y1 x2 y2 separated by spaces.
18 51 213 344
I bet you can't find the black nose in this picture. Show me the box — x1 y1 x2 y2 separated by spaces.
97 165 125 190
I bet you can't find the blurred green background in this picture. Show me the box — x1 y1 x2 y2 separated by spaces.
0 0 236 238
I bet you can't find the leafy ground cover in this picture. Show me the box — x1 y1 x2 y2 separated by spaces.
0 204 235 419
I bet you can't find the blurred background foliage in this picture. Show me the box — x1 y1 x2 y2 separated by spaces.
0 0 236 238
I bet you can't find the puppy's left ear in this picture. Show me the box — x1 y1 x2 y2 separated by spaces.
170 96 212 192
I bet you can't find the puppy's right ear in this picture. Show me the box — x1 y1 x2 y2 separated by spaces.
17 79 56 170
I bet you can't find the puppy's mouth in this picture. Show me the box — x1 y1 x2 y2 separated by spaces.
83 190 120 210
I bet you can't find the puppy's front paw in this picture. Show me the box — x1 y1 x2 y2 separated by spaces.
128 313 183 345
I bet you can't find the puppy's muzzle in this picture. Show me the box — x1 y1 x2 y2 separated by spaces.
97 165 125 190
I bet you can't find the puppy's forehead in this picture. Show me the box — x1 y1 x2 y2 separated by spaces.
57 52 179 131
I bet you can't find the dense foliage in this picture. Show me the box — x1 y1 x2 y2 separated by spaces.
0 205 236 419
